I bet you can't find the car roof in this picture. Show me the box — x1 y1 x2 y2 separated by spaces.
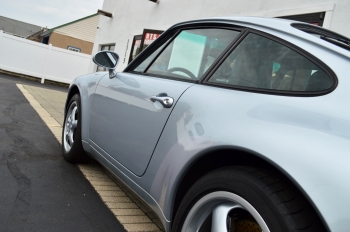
211 16 297 31
172 16 350 59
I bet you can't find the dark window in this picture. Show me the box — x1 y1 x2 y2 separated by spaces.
101 44 115 51
134 28 240 81
140 29 163 52
42 36 49 44
128 35 142 63
128 30 163 64
67 46 81 52
134 39 169 73
208 33 333 92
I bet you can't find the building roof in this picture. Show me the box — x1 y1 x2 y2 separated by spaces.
41 13 98 37
0 15 42 38
27 28 48 41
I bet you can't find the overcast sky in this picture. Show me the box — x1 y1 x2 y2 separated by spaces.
0 0 104 28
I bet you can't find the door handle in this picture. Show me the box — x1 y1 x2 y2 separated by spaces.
150 93 174 108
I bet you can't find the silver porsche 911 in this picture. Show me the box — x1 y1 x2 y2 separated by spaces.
62 16 350 232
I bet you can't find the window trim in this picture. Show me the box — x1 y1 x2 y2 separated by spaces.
201 29 338 97
125 23 245 83
128 34 142 64
125 22 337 96
67 46 81 52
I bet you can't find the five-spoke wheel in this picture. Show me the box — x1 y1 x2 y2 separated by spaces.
62 94 87 163
63 101 78 153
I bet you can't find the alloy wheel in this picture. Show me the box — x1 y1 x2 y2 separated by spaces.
63 101 78 153
182 191 269 232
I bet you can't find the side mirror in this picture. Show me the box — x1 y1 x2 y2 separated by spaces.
93 51 119 78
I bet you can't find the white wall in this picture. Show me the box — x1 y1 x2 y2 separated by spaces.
90 0 349 72
0 30 91 84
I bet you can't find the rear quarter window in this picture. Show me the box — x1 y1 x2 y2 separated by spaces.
208 33 334 93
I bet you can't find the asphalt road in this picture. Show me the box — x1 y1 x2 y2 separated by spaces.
0 74 125 232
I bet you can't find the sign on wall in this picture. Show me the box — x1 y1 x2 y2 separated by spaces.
143 32 162 50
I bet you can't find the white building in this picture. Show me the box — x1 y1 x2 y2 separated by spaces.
90 0 350 72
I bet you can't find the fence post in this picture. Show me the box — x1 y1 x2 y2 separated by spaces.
41 43 52 84
0 31 3 67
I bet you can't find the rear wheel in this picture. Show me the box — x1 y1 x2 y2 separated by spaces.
62 94 87 163
173 166 325 232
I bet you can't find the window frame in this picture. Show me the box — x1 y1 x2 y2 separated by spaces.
201 29 338 97
100 44 115 51
125 23 245 84
128 35 142 64
125 22 337 96
67 46 81 52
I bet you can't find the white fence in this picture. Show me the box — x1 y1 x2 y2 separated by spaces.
0 30 92 84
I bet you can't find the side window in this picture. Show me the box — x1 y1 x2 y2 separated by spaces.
133 28 240 81
208 33 333 91
134 41 169 73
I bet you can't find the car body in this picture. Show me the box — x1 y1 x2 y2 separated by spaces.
63 16 350 232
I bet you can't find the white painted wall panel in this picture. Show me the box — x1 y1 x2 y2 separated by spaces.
54 15 100 42
0 31 91 84
0 33 48 77
46 47 91 83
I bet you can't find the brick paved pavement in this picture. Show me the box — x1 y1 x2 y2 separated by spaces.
22 85 66 126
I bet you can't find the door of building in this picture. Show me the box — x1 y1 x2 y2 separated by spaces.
128 29 163 64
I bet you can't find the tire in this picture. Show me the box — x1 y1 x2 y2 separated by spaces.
62 94 88 163
172 166 326 232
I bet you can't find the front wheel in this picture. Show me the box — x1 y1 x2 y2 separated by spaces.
62 94 87 163
173 166 325 232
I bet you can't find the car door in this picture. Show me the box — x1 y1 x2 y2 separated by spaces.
89 27 241 176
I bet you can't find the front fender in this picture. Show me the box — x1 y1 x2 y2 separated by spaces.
65 72 108 151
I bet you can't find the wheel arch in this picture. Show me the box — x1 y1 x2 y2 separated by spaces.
64 84 80 115
170 146 329 231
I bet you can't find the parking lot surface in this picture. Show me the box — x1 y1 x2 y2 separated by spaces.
0 73 164 232
0 73 126 232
